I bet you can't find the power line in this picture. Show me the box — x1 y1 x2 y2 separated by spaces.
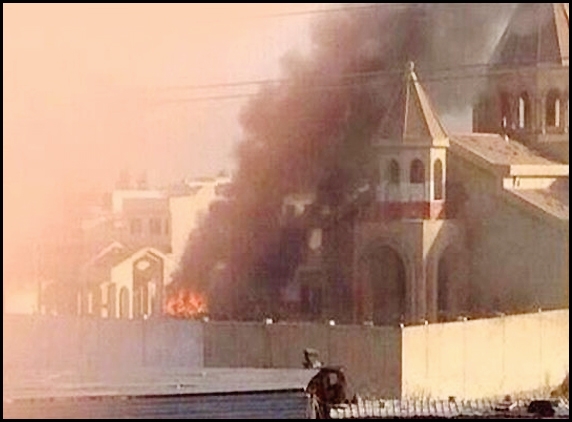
153 62 569 105
260 3 508 19
156 57 569 94
157 62 488 92
150 3 566 103
261 3 398 18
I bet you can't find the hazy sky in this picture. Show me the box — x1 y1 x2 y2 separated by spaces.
3 3 329 244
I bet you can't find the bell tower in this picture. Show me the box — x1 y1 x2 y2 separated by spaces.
352 63 466 325
473 3 569 162
374 62 449 220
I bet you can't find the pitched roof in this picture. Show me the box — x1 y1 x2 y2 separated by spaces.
507 179 569 222
450 133 569 224
490 3 569 67
114 246 173 269
83 241 132 270
374 63 449 147
450 133 569 176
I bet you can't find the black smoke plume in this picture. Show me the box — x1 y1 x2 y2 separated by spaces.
172 3 517 319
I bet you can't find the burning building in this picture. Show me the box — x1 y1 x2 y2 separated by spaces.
170 4 568 324
276 3 569 324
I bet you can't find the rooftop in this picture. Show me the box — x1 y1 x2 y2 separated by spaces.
3 367 318 419
2 367 317 401
450 133 569 179
507 179 569 222
490 3 569 67
451 133 560 166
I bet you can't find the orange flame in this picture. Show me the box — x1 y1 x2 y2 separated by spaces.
165 289 208 319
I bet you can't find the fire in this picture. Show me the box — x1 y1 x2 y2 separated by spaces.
165 289 208 319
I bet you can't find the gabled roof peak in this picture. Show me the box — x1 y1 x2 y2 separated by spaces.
491 3 569 67
375 62 449 147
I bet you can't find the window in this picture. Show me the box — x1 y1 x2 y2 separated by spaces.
149 218 162 235
107 284 117 318
518 93 530 129
119 287 130 319
387 160 400 184
433 159 444 200
500 92 511 129
410 159 425 184
130 218 142 235
546 90 561 127
87 291 94 315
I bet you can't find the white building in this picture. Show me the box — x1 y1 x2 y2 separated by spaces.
42 175 232 319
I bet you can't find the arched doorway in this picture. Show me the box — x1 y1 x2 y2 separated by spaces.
119 287 130 319
133 253 163 318
133 286 147 318
365 245 406 325
107 283 117 318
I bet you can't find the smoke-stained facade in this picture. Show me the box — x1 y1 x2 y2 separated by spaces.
175 3 569 323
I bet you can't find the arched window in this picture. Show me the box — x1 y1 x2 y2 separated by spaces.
119 287 130 319
133 287 142 318
433 159 444 200
546 90 561 127
500 92 511 129
387 160 400 184
107 284 117 318
410 159 425 184
518 92 530 129
87 291 94 315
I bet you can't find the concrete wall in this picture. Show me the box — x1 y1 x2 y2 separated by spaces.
203 322 402 397
328 325 401 397
402 309 569 399
5 310 567 399
203 321 272 368
3 315 204 374
3 316 402 397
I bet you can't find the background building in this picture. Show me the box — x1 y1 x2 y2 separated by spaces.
38 175 232 318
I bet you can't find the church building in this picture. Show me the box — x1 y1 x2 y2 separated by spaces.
283 3 569 325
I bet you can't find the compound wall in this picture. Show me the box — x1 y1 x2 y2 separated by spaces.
402 309 569 399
